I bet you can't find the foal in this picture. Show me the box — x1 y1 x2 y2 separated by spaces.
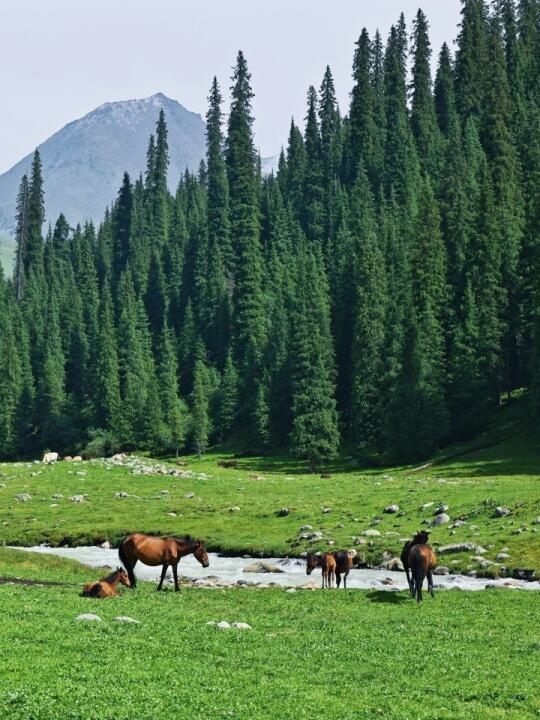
81 567 131 598
306 552 337 588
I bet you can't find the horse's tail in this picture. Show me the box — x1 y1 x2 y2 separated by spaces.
410 546 426 603
119 538 137 587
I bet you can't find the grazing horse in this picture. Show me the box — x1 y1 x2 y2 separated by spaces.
407 532 437 603
81 567 131 598
332 550 354 589
306 552 337 588
119 533 209 591
400 531 430 597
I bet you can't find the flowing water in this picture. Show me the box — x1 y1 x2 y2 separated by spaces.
13 546 540 591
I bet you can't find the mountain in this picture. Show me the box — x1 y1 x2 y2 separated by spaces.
0 93 206 267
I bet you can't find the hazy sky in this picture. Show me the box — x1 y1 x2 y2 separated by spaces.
0 0 462 173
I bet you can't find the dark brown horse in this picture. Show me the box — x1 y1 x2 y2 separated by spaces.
400 531 430 597
119 533 209 591
81 567 131 598
332 550 354 589
306 552 337 588
407 531 437 602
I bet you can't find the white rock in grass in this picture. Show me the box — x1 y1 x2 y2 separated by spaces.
114 616 140 624
361 529 381 537
15 493 31 502
431 513 450 526
495 507 511 517
206 621 216 626
75 613 102 622
231 622 252 630
216 620 231 629
69 495 86 503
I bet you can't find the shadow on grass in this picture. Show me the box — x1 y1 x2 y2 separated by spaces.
366 590 410 604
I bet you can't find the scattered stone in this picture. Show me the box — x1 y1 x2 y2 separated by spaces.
381 557 404 571
496 552 511 561
216 621 231 630
206 621 216 626
73 456 82 462
438 542 478 555
532 517 540 525
69 495 85 503
115 491 129 498
322 507 332 513
327 540 335 546
277 508 289 517
231 622 252 630
114 616 140 624
383 504 400 514
217 459 237 468
286 588 296 593
512 568 535 581
495 507 511 518
64 456 73 462
75 471 86 477
184 492 194 499
431 513 450 526
434 504 449 515
43 452 59 463
299 580 318 590
449 520 465 528
433 566 450 575
420 502 434 510
160 489 170 495
243 562 284 574
100 541 111 550
167 512 177 517
361 529 381 537
300 524 313 531
15 493 31 502
475 546 488 555
229 506 240 513
75 614 102 622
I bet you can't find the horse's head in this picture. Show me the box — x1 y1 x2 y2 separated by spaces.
306 553 320 575
413 530 430 545
116 567 131 587
193 540 210 568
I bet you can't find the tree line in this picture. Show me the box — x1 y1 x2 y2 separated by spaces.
1 0 540 467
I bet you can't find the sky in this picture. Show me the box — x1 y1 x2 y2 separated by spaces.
0 0 462 173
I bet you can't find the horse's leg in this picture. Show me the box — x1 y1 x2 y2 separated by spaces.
336 572 341 589
157 563 168 591
119 543 137 588
428 569 435 598
172 563 180 592
405 567 413 596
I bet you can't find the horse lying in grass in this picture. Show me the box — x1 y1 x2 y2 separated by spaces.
401 531 437 602
81 567 131 598
119 533 209 591
306 552 337 588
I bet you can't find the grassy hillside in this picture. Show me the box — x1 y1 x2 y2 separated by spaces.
1 400 539 576
0 549 538 720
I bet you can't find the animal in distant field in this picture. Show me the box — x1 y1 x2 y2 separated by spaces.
407 531 437 602
42 452 58 463
332 550 354 588
119 533 209 591
400 530 430 597
306 552 337 588
217 459 237 468
81 567 131 598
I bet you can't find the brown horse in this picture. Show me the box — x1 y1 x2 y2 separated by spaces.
81 567 131 598
407 531 437 602
306 552 337 588
119 533 209 591
400 530 430 597
332 550 354 589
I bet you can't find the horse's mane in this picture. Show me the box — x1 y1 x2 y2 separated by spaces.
102 567 124 582
173 535 201 548
412 531 430 545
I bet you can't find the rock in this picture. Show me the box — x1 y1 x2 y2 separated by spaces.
354 537 366 545
475 546 488 555
361 529 381 537
75 471 86 477
449 520 465 528
496 552 511 561
434 504 449 515
306 531 323 540
327 540 335 546
69 495 85 503
286 588 296 593
206 621 216 626
231 622 252 630
64 456 73 462
322 507 332 513
229 506 240 513
75 614 102 622
299 580 318 590
243 562 284 574
381 557 404 571
383 504 400 514
167 512 177 517
15 493 31 502
277 508 289 517
115 491 129 498
216 621 231 630
111 453 126 463
431 513 450 526
160 489 170 495
512 568 536 582
433 566 450 575
73 456 82 462
495 506 511 517
532 517 540 525
100 541 111 550
438 542 478 555
42 452 59 463
420 502 434 510
300 524 313 531
114 616 140 624
182 492 194 499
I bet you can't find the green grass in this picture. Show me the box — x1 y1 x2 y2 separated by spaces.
1 431 539 576
0 549 539 720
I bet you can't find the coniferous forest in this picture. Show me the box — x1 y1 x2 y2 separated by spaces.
1 0 540 466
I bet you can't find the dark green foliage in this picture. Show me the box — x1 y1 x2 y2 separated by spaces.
2 4 540 462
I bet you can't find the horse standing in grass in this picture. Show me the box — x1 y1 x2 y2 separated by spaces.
119 533 209 591
306 552 337 588
406 531 437 602
332 550 354 589
81 567 131 598
400 531 430 597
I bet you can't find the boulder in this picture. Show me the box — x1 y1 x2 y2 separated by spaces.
433 566 450 575
431 513 450 526
184 492 194 499
229 506 240 513
114 616 140 624
496 552 511 561
243 562 284 574
52 493 63 499
64 456 73 462
100 541 111 550
381 557 404 571
420 502 434 510
277 508 289 517
15 493 31 502
438 542 478 555
69 495 85 503
532 517 540 525
434 504 449 515
75 614 102 622
115 491 129 498
43 452 59 463
73 456 82 462
383 504 400 514
231 622 252 630
300 524 313 531
216 621 231 629
322 507 332 514
495 507 511 518
361 529 381 537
